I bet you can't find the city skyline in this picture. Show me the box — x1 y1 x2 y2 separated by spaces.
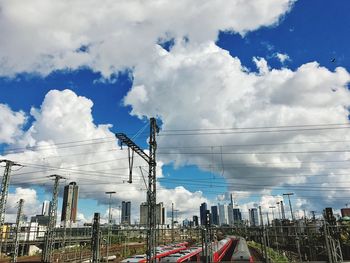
0 0 349 225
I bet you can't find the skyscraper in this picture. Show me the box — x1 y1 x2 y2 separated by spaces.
218 204 228 225
121 201 131 225
228 205 234 225
42 200 50 216
193 215 199 227
233 208 242 225
249 208 259 226
61 182 79 224
211 206 219 226
200 202 207 225
140 202 148 225
139 202 166 225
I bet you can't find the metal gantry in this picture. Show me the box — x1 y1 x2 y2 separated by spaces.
12 199 24 263
0 160 21 256
115 117 158 263
42 175 65 263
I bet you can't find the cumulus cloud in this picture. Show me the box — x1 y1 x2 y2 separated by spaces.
0 104 26 144
5 187 41 222
0 89 208 222
124 40 350 210
0 0 294 77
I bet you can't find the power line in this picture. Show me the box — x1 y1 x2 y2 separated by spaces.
157 138 350 149
160 123 350 132
158 148 350 155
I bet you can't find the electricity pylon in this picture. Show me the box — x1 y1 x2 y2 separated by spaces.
12 199 24 263
115 117 158 263
0 160 21 257
41 175 65 263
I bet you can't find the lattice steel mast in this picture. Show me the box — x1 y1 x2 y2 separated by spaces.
115 117 158 263
12 199 24 263
0 160 21 256
41 175 65 263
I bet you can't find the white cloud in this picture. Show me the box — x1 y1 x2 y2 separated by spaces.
275 52 290 63
0 0 295 77
0 89 208 221
0 104 26 144
124 41 350 209
5 187 41 222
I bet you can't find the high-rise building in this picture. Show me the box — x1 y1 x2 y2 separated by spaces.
161 206 167 225
42 200 50 216
121 201 131 225
61 182 79 224
140 202 148 225
139 202 166 225
200 202 207 225
228 205 234 225
249 208 259 226
218 204 228 225
193 215 199 227
233 208 242 225
211 206 219 226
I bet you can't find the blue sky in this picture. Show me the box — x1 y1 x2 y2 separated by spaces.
0 0 350 223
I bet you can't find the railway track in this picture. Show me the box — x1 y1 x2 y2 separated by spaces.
0 243 145 263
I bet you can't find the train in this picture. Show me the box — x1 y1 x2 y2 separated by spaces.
120 242 189 263
231 237 253 262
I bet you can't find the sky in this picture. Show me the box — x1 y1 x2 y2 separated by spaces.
0 0 350 224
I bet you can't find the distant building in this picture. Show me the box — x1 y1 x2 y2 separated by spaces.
323 207 336 225
121 201 131 225
200 203 207 225
41 201 50 216
218 204 228 225
182 219 190 227
228 205 234 225
192 215 199 227
211 206 219 226
30 215 50 226
156 203 166 225
341 208 350 217
249 208 259 226
140 202 166 225
61 182 79 224
233 208 242 224
161 206 167 225
140 202 148 225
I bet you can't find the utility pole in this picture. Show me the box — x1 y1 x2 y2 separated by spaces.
105 191 116 261
0 160 21 256
171 203 174 242
41 175 65 263
12 199 24 263
115 117 159 263
276 202 281 219
283 193 295 221
92 213 101 263
280 200 286 220
311 211 316 221
258 206 268 263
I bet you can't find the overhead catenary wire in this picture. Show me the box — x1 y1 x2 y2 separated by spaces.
160 122 350 132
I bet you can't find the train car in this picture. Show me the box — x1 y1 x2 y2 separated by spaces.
212 237 233 262
231 237 253 262
120 254 147 263
160 247 202 263
122 242 189 263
